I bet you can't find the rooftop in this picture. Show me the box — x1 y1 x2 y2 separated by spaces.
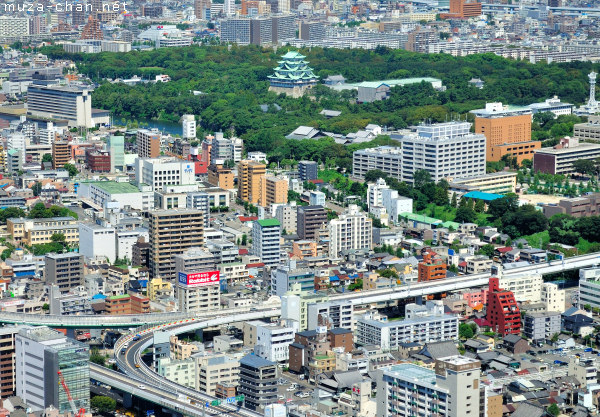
90 181 141 194
256 219 280 228
534 142 600 155
463 191 505 201
384 363 437 385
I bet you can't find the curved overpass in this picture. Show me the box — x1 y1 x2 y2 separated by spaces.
108 314 275 417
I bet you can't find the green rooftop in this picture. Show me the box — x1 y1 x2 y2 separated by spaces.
108 294 130 300
91 181 141 194
257 219 280 227
400 212 442 225
353 78 441 89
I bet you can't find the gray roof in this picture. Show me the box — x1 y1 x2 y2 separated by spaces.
419 341 458 359
333 371 369 389
503 334 523 344
240 354 275 369
511 402 546 417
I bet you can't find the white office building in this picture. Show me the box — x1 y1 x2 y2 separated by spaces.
367 178 389 210
307 300 354 330
251 219 281 267
376 356 482 417
499 272 543 303
78 223 116 263
254 321 298 363
77 181 154 211
0 17 29 37
354 122 486 184
26 85 94 128
177 270 221 313
116 229 149 262
16 327 89 413
579 267 600 309
181 114 196 139
211 132 243 164
398 122 486 183
329 205 372 258
356 301 459 350
381 188 413 224
309 191 326 206
135 157 196 191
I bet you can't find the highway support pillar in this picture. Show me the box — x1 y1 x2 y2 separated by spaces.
123 393 132 409
66 328 76 339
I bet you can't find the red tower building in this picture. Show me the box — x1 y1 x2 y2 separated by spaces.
486 277 521 336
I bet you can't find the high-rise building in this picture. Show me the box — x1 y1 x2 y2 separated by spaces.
44 253 84 293
176 251 220 314
220 18 251 44
136 129 161 158
448 0 482 18
108 135 124 172
471 102 538 163
297 205 326 240
52 139 70 169
238 160 266 204
275 203 297 234
271 14 295 44
299 21 326 41
0 17 29 37
263 176 288 206
376 356 482 417
80 16 103 39
182 114 196 139
195 353 240 395
0 327 20 399
298 160 318 181
251 219 281 267
149 210 205 279
238 355 278 411
486 277 521 336
224 0 236 15
396 121 486 183
328 205 372 258
16 327 90 413
195 0 212 19
27 85 93 128
211 133 243 164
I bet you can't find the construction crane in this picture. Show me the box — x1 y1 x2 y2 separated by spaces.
57 371 86 417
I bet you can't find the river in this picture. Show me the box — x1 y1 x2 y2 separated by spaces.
111 116 182 136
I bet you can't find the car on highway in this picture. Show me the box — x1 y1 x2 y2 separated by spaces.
120 348 126 355
137 385 145 390
135 363 141 368
133 334 141 341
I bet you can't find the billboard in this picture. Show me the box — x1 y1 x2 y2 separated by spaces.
178 271 220 287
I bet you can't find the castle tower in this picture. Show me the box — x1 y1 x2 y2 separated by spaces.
268 51 318 98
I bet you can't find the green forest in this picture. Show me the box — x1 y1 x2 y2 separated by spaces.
41 44 597 163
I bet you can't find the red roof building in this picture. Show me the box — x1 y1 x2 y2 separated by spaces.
486 277 521 336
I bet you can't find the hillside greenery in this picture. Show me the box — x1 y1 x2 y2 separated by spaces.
41 44 597 164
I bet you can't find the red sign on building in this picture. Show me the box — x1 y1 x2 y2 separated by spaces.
178 271 220 287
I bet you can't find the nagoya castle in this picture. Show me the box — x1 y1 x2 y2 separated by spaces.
268 51 318 98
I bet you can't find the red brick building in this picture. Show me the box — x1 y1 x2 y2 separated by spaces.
486 277 521 336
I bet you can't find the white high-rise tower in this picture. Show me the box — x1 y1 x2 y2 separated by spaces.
589 71 598 108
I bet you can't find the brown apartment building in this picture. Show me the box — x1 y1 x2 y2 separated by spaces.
238 160 266 204
148 209 205 279
0 327 19 398
262 176 288 206
137 129 161 158
418 251 447 282
471 102 540 164
440 0 482 19
52 140 70 169
208 164 235 189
